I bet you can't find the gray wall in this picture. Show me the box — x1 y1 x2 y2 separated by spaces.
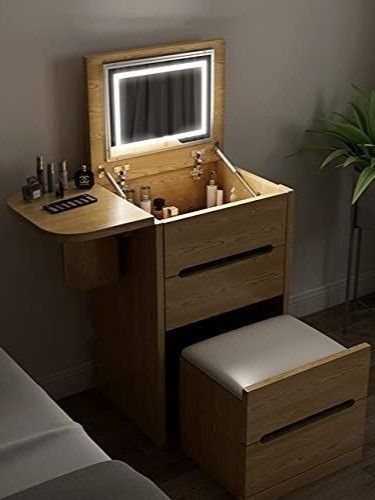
1 0 375 396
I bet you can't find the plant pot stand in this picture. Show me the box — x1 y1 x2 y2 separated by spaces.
344 187 375 332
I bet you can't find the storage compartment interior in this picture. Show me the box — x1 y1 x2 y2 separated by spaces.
125 159 283 219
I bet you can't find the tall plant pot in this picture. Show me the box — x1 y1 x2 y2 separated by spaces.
345 181 375 332
356 183 375 231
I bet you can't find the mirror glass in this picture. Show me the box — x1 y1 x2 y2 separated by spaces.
104 50 213 159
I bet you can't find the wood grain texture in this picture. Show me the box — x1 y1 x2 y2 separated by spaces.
7 183 153 242
92 225 166 445
180 342 369 498
216 161 255 202
60 294 375 500
243 342 371 445
163 192 288 278
180 359 245 498
237 168 292 196
247 448 363 500
85 39 225 179
63 237 119 290
126 163 216 215
245 400 366 497
165 245 285 330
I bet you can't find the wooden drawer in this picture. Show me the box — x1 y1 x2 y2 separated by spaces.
163 194 288 278
165 245 285 330
245 400 366 496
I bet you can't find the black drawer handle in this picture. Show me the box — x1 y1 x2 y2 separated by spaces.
178 245 274 278
260 399 355 444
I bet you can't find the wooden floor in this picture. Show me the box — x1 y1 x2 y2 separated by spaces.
61 297 375 499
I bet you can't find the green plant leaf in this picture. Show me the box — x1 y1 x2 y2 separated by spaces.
284 147 337 159
328 121 372 145
352 84 368 100
349 102 367 132
342 156 362 168
319 149 347 169
322 130 360 154
351 85 375 141
368 91 375 141
331 112 356 127
352 159 375 203
357 144 375 159
352 84 370 113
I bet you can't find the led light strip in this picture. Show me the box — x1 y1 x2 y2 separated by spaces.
112 59 208 148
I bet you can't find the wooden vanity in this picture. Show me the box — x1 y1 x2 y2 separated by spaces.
7 39 293 446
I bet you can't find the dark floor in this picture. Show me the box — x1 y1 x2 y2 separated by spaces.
61 297 375 499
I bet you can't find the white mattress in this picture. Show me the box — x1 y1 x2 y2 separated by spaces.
0 427 108 498
0 348 72 447
0 348 109 498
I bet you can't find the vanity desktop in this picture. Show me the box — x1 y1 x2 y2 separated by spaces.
7 39 293 446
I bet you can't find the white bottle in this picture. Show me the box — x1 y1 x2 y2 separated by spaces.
216 189 224 206
206 177 218 208
140 186 152 213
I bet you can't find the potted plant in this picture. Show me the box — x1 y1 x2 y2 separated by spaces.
291 85 375 204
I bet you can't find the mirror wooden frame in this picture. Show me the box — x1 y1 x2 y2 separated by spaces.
85 39 225 181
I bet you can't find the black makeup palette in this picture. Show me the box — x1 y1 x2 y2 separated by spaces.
43 194 98 214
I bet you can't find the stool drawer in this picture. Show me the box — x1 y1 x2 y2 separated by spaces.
165 245 285 330
245 400 366 496
163 194 288 278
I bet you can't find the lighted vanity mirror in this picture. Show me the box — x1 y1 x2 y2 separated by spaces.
103 50 214 160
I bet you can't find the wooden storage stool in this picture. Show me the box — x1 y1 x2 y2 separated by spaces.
180 315 370 499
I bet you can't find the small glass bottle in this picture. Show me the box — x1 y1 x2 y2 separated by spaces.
36 155 46 194
47 162 55 193
139 186 152 213
22 176 42 201
74 165 94 190
59 160 69 190
206 172 218 208
126 188 135 204
153 197 165 219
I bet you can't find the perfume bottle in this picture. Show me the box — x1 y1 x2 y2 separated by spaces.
74 165 94 190
59 160 69 190
35 156 46 194
126 188 135 204
139 186 152 213
22 176 42 201
47 162 55 193
206 172 218 208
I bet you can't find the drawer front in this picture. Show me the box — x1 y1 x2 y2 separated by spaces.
245 401 366 497
164 194 287 278
165 245 285 330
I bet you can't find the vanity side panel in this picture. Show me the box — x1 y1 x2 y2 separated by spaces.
283 189 294 313
92 225 166 445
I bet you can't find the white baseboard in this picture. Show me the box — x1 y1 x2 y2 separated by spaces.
40 270 375 400
290 269 375 318
41 360 96 401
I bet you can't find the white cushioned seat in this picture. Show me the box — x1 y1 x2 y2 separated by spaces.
181 315 345 399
